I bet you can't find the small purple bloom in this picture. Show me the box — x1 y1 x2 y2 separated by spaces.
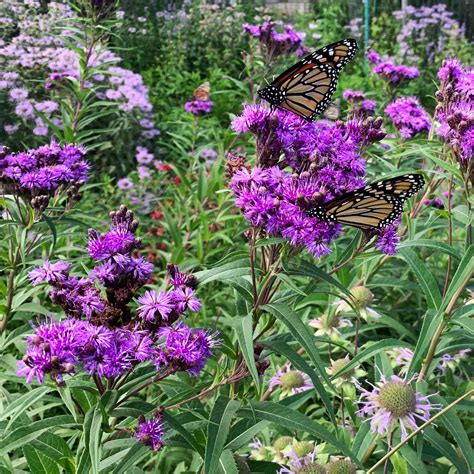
134 413 165 451
117 177 134 190
385 97 431 139
184 99 213 115
137 290 174 322
29 260 71 286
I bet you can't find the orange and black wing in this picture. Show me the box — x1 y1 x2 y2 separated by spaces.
258 39 358 120
306 174 425 230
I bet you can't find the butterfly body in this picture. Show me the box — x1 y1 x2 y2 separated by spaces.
258 38 358 121
306 174 425 230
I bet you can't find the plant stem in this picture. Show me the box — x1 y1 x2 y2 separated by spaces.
367 389 474 473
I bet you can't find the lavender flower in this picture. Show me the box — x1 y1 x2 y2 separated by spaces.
388 347 414 375
117 177 134 190
354 374 440 439
278 442 323 474
437 349 471 375
29 260 71 286
269 364 313 397
184 99 213 115
375 223 399 256
385 97 431 139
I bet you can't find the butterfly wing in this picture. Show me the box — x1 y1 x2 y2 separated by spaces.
307 174 425 230
258 38 358 120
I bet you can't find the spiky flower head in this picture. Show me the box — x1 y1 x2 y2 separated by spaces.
336 286 381 321
354 374 440 439
326 458 357 474
269 364 314 398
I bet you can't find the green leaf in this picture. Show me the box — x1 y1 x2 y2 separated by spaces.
24 445 60 474
218 450 238 474
399 445 428 474
262 340 335 425
441 245 474 314
163 412 204 457
31 432 74 465
246 460 282 473
391 452 408 474
237 401 360 465
111 443 149 474
204 396 241 474
399 248 442 310
225 391 314 451
195 258 250 285
331 339 411 379
85 407 103 474
0 415 77 456
231 314 260 389
2 386 52 428
424 427 468 473
398 239 460 259
433 395 474 470
286 260 352 297
263 303 334 389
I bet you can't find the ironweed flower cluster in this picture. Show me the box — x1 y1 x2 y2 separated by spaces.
385 97 431 139
229 103 393 256
243 20 306 62
184 99 214 115
19 206 219 388
368 50 420 86
435 58 473 166
0 142 89 213
342 89 376 118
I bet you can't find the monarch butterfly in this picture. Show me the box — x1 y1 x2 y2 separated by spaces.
306 174 425 230
258 38 358 121
193 82 210 101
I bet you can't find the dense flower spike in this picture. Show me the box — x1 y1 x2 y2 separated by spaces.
354 374 440 439
385 97 431 139
20 206 218 387
0 142 89 211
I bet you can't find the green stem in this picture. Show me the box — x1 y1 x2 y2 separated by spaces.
367 390 474 473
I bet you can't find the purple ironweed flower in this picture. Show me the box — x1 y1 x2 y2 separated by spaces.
269 364 313 397
230 104 394 256
117 177 134 190
0 143 89 211
29 260 71 286
134 412 165 451
243 20 305 61
385 97 431 139
155 322 220 376
20 206 218 387
200 148 218 160
367 50 381 64
375 223 399 256
4 124 19 134
424 196 444 209
9 87 28 102
343 90 366 102
184 99 213 115
137 290 174 323
435 59 474 165
354 374 440 439
370 52 420 85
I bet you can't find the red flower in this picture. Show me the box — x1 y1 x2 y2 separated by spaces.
151 211 163 220
174 176 181 185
